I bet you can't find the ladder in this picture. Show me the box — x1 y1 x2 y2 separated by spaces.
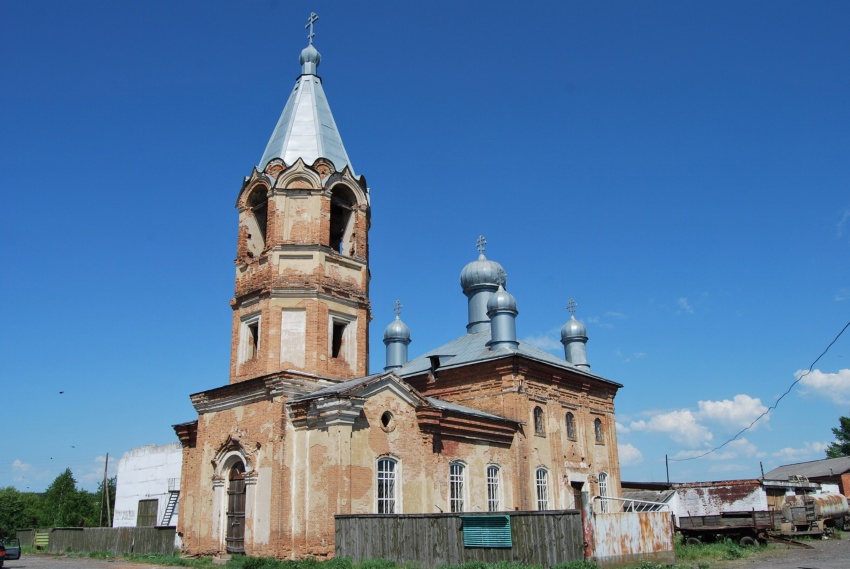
160 490 180 526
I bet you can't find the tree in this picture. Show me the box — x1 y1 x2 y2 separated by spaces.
39 468 99 528
0 487 40 537
826 415 850 458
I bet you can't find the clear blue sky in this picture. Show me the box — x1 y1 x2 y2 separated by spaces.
1 1 848 492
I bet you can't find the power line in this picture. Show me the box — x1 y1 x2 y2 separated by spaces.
671 318 850 462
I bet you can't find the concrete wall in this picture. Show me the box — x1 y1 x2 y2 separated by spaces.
113 442 182 529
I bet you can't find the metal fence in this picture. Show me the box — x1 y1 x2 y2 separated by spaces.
336 510 583 568
16 527 177 555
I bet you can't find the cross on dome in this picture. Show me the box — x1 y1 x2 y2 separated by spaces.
567 298 578 316
393 300 403 317
476 235 487 255
306 12 319 45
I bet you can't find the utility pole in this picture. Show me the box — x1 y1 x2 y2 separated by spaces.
100 452 110 527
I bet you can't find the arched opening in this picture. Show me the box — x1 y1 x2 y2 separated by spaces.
486 464 501 512
599 472 609 513
535 468 549 510
226 462 246 553
376 457 398 513
533 406 545 436
594 418 604 444
329 185 356 255
244 186 268 257
449 461 466 513
566 412 576 440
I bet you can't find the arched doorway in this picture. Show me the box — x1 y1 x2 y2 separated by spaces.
226 462 246 553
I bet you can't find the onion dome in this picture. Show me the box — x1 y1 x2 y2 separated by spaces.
300 44 321 74
560 316 587 342
460 253 507 294
383 315 411 342
487 285 517 314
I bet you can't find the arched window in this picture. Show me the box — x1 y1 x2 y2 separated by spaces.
486 465 501 512
534 406 545 436
244 186 268 257
377 457 398 513
329 185 356 255
226 462 246 553
599 472 609 513
594 418 604 444
449 462 466 513
566 412 576 440
535 468 549 511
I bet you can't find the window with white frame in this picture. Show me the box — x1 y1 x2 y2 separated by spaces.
599 472 609 513
449 462 466 513
377 457 397 514
486 464 501 512
535 468 549 511
238 313 261 364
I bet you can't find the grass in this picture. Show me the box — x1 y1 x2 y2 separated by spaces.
23 538 778 569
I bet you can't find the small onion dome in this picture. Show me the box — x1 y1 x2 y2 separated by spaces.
487 285 517 314
383 316 411 343
560 316 588 341
300 44 321 74
460 254 507 294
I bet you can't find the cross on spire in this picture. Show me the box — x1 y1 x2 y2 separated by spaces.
306 12 319 45
393 300 403 318
476 235 487 255
567 298 578 316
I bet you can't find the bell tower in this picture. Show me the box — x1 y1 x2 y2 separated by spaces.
230 14 370 384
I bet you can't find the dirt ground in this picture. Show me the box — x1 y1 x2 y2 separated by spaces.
696 536 850 569
5 540 850 569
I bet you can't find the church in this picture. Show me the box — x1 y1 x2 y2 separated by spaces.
174 16 624 560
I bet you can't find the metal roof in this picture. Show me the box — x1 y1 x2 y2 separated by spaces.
258 44 353 174
764 456 850 480
394 329 622 388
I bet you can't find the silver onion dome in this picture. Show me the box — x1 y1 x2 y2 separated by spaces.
560 316 587 341
487 285 517 313
460 254 507 293
383 316 411 342
300 44 321 73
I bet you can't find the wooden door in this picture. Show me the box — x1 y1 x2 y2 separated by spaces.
226 463 246 553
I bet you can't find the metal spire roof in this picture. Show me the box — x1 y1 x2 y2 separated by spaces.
258 14 353 174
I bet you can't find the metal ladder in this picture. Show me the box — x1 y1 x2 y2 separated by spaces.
160 490 180 526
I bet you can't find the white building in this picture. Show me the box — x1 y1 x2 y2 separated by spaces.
113 442 182 530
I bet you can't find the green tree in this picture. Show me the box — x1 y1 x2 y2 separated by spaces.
0 487 40 537
39 468 99 528
95 476 117 526
826 415 850 458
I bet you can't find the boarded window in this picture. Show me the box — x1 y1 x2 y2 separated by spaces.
137 499 158 527
280 309 306 367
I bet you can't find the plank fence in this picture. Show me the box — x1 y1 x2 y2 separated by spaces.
336 511 583 568
16 527 177 555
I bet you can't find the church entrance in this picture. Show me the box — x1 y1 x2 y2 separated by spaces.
226 462 246 553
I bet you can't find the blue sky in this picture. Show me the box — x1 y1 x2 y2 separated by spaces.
1 1 848 492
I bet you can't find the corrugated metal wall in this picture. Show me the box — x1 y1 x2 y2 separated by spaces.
336 511 583 567
591 511 675 566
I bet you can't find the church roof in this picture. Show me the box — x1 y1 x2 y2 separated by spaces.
258 43 353 174
764 456 850 480
290 371 517 424
394 330 623 388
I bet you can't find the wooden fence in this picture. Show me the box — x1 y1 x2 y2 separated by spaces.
335 511 583 567
16 527 177 555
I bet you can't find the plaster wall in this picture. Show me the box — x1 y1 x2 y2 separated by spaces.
113 443 182 528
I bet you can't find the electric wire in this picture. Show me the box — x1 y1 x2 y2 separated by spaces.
670 318 850 462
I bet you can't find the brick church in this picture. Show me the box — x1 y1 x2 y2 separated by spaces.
173 16 624 560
